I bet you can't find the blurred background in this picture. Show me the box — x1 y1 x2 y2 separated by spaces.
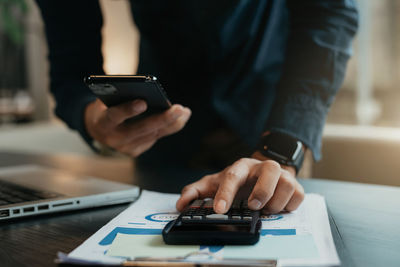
1 0 400 186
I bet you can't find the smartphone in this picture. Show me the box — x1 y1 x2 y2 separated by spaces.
84 75 172 121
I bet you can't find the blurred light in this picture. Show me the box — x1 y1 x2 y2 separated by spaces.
100 0 139 75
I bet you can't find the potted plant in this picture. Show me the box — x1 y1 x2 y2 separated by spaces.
0 0 34 124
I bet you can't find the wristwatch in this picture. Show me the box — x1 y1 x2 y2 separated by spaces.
257 132 305 173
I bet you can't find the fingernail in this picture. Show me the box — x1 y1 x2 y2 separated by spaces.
184 107 192 116
182 111 191 121
216 200 226 213
133 101 146 112
170 107 183 120
249 199 262 210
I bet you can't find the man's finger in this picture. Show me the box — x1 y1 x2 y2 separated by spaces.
213 158 253 214
107 105 189 148
247 160 281 210
176 175 217 211
262 170 295 214
121 105 189 139
130 139 157 158
101 100 147 126
155 108 191 138
118 131 158 157
285 182 305 212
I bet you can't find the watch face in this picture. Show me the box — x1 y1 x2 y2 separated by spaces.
263 133 302 161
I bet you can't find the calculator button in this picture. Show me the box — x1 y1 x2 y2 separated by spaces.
206 214 228 220
231 210 241 215
182 216 192 221
203 199 214 208
231 215 241 220
192 215 203 220
190 200 203 208
205 209 214 215
232 200 241 209
243 216 253 221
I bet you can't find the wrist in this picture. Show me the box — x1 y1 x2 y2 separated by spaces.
84 100 98 140
252 151 296 177
84 100 112 155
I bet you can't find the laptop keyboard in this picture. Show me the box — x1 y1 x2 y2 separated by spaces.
0 180 62 206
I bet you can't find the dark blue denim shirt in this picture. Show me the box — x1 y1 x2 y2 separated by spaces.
36 0 358 163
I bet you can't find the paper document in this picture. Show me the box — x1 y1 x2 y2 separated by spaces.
64 190 339 266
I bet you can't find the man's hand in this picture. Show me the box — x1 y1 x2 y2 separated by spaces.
176 152 304 214
85 99 191 157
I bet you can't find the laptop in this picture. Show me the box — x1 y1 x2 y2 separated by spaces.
0 165 140 221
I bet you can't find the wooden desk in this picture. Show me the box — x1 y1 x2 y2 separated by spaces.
0 151 399 267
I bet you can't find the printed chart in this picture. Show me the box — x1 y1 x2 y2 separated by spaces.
65 190 339 266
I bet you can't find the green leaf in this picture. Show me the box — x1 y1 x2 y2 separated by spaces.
0 0 28 45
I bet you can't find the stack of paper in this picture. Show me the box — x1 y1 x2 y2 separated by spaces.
60 190 339 266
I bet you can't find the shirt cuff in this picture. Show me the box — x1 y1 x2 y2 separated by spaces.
53 86 98 152
265 93 327 161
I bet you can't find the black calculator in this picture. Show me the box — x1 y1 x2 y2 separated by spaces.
162 199 261 245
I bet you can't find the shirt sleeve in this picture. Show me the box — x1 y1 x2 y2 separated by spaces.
265 0 359 161
35 0 104 147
